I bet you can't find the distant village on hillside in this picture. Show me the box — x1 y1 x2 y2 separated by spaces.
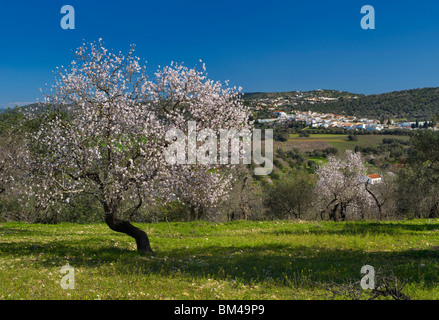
257 109 385 131
246 90 434 131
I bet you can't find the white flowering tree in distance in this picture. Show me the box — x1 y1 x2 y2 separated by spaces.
25 40 251 253
315 150 374 221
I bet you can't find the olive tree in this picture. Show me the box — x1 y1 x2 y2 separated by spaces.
397 130 439 218
263 169 315 220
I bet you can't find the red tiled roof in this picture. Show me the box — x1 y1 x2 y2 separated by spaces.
367 174 381 179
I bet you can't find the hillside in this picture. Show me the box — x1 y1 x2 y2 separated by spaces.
243 89 360 101
243 87 439 121
7 87 439 121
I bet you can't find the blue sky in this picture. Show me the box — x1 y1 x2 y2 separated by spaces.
1 0 439 108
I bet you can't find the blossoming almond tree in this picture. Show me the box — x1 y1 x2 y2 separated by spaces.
315 150 374 221
25 40 250 253
0 144 10 195
0 125 24 197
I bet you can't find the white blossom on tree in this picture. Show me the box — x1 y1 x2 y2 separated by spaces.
24 40 251 252
315 150 374 221
0 141 12 195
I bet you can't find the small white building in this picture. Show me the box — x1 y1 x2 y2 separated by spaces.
361 174 383 185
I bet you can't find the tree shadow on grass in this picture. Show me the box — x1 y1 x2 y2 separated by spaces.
267 221 439 237
134 244 439 290
0 226 48 236
1 238 438 291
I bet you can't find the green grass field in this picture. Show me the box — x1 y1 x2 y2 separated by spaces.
1 219 438 300
286 134 410 152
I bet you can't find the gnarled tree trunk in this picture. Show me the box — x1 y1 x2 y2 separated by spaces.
104 214 153 254
340 203 347 221
329 203 339 221
429 201 439 218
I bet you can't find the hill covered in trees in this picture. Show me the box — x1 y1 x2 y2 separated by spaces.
243 89 360 101
8 87 439 122
243 87 439 121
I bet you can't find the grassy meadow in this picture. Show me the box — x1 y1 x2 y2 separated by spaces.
0 219 438 300
284 134 410 153
269 134 408 176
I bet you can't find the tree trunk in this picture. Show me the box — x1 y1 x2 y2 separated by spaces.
329 203 339 221
340 203 346 221
196 207 204 220
429 201 439 218
189 205 197 221
365 182 383 220
104 214 153 254
240 177 249 220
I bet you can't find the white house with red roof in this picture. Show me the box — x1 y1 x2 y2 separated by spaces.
360 174 383 185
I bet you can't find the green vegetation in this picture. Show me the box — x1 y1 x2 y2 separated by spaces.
263 170 315 219
2 99 439 300
255 87 439 121
288 133 409 149
308 87 439 120
243 89 360 102
246 87 439 121
270 134 410 176
1 220 438 300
